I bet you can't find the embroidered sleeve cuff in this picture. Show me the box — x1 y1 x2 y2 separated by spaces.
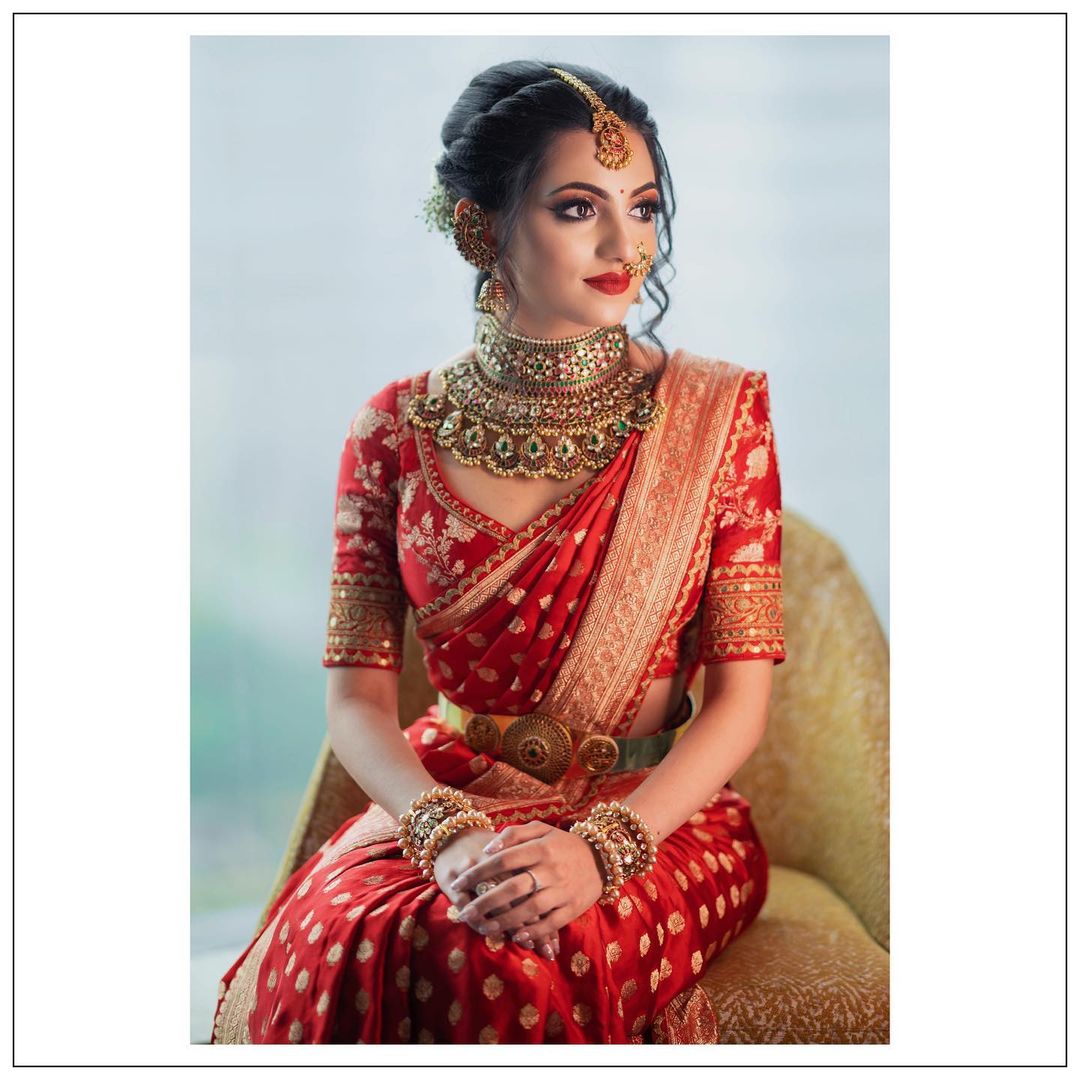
699 563 786 664
322 571 407 671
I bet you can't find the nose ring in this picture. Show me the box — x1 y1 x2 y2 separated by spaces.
623 241 653 279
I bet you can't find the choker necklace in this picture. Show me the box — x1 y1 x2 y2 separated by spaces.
407 313 666 480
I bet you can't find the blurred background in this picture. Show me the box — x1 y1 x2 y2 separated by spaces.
191 34 888 1040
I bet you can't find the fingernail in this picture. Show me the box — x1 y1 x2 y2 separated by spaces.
477 923 492 935
482 839 503 853
513 930 532 945
553 940 560 956
450 878 463 890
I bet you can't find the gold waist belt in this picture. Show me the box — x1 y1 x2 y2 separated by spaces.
437 691 698 785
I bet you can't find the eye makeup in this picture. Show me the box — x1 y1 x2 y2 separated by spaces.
551 197 662 223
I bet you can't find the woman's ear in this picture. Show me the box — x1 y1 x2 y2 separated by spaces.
454 197 499 252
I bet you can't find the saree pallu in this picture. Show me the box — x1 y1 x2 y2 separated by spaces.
211 344 786 1045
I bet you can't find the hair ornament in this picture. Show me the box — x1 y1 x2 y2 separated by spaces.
420 165 457 238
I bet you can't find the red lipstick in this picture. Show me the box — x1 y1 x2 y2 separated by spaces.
584 271 631 295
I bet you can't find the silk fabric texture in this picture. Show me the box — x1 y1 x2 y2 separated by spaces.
211 347 787 1045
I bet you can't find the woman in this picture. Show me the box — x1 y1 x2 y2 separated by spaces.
211 59 786 1046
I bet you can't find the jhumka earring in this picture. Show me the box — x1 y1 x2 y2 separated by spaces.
452 202 510 314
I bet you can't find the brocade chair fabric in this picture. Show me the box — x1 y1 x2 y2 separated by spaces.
258 508 890 1044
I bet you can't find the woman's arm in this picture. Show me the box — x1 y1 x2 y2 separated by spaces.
619 659 774 844
325 666 444 821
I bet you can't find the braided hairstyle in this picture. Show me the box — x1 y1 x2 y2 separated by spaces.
429 60 677 370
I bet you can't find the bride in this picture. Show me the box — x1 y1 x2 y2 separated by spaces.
212 59 786 1045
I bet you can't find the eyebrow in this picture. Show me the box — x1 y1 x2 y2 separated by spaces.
546 180 658 200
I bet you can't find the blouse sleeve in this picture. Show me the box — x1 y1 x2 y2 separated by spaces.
699 369 787 665
322 381 409 672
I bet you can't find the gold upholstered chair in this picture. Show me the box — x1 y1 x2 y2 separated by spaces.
260 508 890 1044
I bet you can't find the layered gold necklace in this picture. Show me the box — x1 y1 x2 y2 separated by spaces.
407 314 666 480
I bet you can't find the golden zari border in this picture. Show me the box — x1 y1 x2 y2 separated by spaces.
538 351 746 742
701 562 785 661
630 369 781 701
323 570 407 668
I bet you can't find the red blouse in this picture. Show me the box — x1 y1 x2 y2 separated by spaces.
322 365 786 681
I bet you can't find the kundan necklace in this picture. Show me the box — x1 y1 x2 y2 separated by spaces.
407 313 666 480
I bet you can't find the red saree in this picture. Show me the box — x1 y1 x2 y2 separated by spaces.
211 346 786 1045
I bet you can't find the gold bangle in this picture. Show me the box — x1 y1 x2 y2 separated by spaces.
416 809 495 880
397 785 475 865
570 801 660 904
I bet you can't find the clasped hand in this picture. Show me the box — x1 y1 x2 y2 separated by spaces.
434 821 605 950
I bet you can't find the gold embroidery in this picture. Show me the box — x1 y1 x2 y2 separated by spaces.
352 403 396 444
483 974 505 999
324 570 406 668
448 999 463 1024
479 1025 499 1044
701 562 785 661
570 951 590 976
519 1004 541 1029
573 1003 593 1026
316 990 331 1015
355 988 370 1014
400 509 477 588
